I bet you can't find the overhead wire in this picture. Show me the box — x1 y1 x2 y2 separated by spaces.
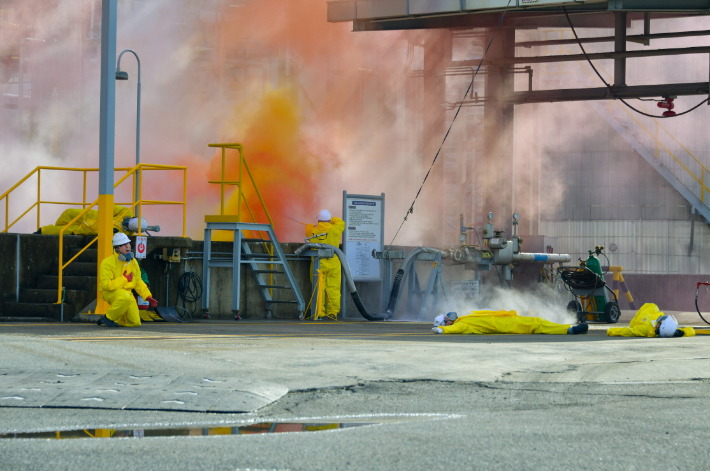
389 0 514 245
562 6 709 118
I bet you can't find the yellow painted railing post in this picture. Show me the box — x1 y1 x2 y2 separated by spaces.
221 147 226 215
183 168 187 237
237 147 243 223
37 168 41 231
83 171 87 208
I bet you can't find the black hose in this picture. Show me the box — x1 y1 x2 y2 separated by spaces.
352 291 385 321
385 269 405 315
176 270 203 315
695 291 710 325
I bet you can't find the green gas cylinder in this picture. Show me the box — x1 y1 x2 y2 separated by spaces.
586 251 606 312
586 251 602 276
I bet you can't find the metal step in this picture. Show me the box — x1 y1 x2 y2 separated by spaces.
36 275 96 291
242 238 273 244
250 270 284 274
268 300 299 304
19 288 88 304
256 285 292 289
2 302 70 320
63 262 97 276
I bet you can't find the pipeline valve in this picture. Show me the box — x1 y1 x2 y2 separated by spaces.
657 96 677 117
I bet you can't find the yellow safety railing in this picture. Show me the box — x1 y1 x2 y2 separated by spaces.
207 143 275 293
55 163 188 304
538 29 710 205
207 143 274 226
0 167 132 233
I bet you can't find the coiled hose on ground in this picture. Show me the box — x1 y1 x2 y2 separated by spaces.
294 243 388 321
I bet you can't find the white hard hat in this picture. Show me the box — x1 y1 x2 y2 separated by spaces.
127 217 147 232
657 315 679 338
112 232 131 247
317 209 331 221
433 314 446 327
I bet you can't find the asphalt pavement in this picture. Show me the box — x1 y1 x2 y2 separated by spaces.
1 319 709 470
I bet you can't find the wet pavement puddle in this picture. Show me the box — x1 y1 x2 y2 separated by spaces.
0 422 372 439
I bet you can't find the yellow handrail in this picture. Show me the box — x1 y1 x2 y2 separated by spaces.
207 143 275 295
53 163 189 305
0 167 132 233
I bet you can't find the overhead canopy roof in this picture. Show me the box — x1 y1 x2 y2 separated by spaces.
327 1 710 30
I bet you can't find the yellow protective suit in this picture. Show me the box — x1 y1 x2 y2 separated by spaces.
607 303 695 337
99 252 152 327
440 310 570 335
305 217 345 319
40 205 133 235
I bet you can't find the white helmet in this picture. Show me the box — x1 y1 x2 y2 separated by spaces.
127 217 147 232
657 315 679 338
317 209 331 221
112 232 131 247
433 314 446 327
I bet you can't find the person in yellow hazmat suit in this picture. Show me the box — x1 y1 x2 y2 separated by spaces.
38 205 133 235
607 303 695 338
305 209 345 319
97 233 158 327
431 311 589 335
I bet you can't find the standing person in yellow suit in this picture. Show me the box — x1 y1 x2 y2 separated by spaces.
97 233 158 327
305 209 345 320
432 310 589 335
607 303 695 338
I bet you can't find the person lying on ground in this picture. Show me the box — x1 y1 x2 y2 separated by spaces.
607 303 695 338
432 310 588 335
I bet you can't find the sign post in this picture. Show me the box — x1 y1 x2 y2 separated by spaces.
341 191 385 319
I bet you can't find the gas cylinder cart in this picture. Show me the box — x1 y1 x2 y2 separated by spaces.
557 246 620 324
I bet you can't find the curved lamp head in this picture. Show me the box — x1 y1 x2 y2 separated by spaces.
115 70 129 80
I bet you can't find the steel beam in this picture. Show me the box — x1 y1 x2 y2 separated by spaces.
504 82 710 104
485 45 710 65
515 29 710 48
614 11 627 86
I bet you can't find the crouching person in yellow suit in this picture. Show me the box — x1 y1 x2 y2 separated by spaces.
607 303 695 338
432 310 588 335
97 233 158 327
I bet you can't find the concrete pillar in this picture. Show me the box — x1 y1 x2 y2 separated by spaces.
420 30 450 246
483 27 516 238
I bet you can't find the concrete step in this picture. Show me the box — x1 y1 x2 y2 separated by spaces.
66 248 98 263
19 288 88 304
3 302 71 320
63 262 97 276
36 275 96 291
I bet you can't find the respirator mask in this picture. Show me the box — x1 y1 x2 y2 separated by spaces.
118 252 134 263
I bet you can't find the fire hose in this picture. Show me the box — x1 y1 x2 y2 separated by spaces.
695 282 710 325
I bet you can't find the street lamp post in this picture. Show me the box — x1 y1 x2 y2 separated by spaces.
115 49 141 204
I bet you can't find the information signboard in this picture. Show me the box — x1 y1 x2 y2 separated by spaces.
342 193 384 281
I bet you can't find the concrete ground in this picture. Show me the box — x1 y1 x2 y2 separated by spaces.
1 317 710 470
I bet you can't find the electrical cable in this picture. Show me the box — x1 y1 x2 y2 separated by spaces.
390 0 514 245
562 7 709 119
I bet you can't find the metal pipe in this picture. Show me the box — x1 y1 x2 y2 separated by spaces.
15 234 20 303
482 46 710 66
511 253 572 263
116 49 141 203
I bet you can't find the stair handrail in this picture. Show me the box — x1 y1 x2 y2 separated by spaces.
573 60 710 202
55 163 188 305
207 143 276 294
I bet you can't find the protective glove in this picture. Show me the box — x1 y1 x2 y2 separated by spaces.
146 296 158 308
123 271 133 283
432 327 443 334
673 329 685 337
